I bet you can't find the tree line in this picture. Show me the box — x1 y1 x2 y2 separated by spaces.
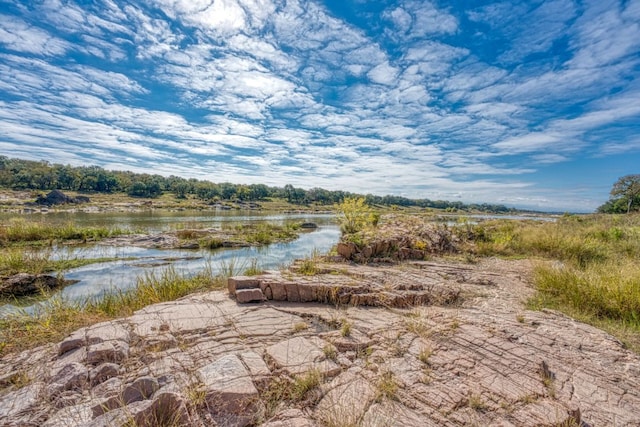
0 156 513 212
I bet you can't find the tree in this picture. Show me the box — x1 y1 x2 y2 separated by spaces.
600 174 640 213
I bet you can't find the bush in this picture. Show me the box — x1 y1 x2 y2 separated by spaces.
337 197 379 234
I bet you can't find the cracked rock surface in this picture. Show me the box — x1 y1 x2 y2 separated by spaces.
1 258 639 426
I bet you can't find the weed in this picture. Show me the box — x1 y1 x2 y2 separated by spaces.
200 237 223 249
418 347 432 364
0 370 31 390
340 319 352 337
185 383 207 407
375 371 399 402
539 361 556 398
468 393 486 411
450 318 460 330
0 218 129 246
291 369 322 401
404 316 430 337
261 370 322 419
516 314 525 323
322 344 338 361
0 264 224 356
292 322 309 333
243 258 263 276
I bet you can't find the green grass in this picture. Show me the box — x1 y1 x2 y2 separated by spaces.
0 246 134 276
461 213 640 351
0 264 225 356
0 218 130 246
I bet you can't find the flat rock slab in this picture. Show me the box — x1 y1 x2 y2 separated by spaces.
315 369 377 427
266 337 340 377
228 276 261 294
197 354 261 426
236 288 266 303
2 258 640 427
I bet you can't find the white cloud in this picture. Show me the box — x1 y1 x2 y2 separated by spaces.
0 16 70 56
367 62 399 86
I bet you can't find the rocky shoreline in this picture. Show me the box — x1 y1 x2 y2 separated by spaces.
1 257 639 426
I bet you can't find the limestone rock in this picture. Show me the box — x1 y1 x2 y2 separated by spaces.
90 363 121 386
47 362 88 396
227 276 261 294
315 369 377 427
121 376 159 404
236 288 266 303
197 354 262 426
266 337 340 377
0 273 64 297
87 340 129 365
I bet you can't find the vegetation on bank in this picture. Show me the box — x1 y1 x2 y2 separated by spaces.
464 214 640 350
335 196 640 350
0 265 230 356
0 156 513 213
0 218 130 247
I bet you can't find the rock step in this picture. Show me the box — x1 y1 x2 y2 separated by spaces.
236 288 266 303
227 276 261 294
227 270 460 307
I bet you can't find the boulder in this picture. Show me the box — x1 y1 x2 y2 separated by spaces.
236 288 266 303
35 189 90 205
0 273 65 297
197 354 262 426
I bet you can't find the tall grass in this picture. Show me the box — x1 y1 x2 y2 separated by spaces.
0 247 132 276
0 218 129 246
0 263 226 356
463 213 640 350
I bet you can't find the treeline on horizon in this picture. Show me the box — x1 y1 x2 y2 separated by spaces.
0 156 514 213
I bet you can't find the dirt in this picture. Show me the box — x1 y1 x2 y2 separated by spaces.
1 257 639 426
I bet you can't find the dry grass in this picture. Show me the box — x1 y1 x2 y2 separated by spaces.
463 213 640 350
0 265 225 356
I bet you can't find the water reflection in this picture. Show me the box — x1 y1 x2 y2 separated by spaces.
1 229 340 315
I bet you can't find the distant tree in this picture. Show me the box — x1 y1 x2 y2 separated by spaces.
599 174 640 213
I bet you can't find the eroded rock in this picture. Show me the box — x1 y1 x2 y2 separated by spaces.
2 259 640 426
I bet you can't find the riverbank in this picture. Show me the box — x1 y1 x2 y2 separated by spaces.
1 256 639 426
1 210 639 425
0 189 334 214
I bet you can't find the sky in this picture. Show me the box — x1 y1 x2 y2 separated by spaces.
0 1 639 212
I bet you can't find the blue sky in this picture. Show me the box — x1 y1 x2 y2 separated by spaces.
1 0 639 212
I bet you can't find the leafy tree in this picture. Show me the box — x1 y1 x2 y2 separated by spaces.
599 175 640 213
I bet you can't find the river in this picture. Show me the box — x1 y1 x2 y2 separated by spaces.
1 210 340 314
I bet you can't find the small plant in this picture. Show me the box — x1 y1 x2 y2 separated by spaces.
516 314 525 323
450 318 460 330
297 253 320 276
404 317 430 337
340 319 352 337
291 369 322 401
418 347 432 365
468 393 486 411
243 258 263 276
185 383 207 407
200 237 223 249
375 371 399 402
1 370 31 389
292 322 309 333
539 361 556 398
337 197 379 234
322 344 337 361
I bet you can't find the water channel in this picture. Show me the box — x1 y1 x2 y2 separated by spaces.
0 210 340 314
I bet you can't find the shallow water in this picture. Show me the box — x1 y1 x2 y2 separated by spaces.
0 211 339 314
